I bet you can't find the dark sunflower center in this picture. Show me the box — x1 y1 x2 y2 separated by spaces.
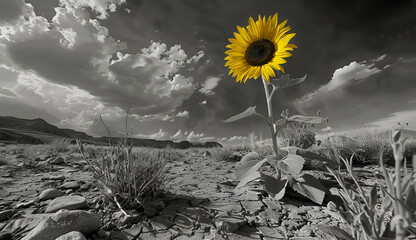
244 39 275 66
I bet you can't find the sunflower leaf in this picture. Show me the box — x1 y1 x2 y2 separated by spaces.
223 106 260 123
287 115 327 124
270 74 307 91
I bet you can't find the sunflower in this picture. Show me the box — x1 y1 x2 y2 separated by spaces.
225 14 297 83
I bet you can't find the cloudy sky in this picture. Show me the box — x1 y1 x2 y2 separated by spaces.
1 0 415 143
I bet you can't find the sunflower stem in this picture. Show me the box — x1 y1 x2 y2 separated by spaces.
262 75 281 181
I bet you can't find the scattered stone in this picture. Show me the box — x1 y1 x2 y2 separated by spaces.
0 209 18 222
2 213 53 238
258 226 285 240
138 230 172 240
262 199 282 211
55 231 86 240
44 195 86 213
229 152 243 162
41 175 65 181
34 155 48 162
241 201 264 215
307 210 329 220
59 181 80 190
22 210 100 240
47 156 65 165
15 197 39 209
39 189 64 201
214 212 246 233
205 201 242 213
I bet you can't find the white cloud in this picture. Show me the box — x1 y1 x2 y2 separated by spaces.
200 100 207 105
186 50 205 64
59 0 126 19
199 76 221 95
367 110 416 131
0 87 17 98
176 110 189 118
295 59 382 110
136 129 168 140
0 2 204 128
171 129 185 140
321 126 333 132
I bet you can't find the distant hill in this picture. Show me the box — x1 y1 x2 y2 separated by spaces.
0 116 222 148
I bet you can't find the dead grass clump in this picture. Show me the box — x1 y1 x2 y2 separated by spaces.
79 139 168 210
49 138 72 153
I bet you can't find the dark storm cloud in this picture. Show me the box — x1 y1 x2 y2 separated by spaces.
0 0 27 24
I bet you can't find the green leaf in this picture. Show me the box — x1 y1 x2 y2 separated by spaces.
287 115 327 124
289 174 326 204
235 152 267 188
277 154 305 175
269 74 307 91
261 174 288 200
223 106 259 123
319 226 354 240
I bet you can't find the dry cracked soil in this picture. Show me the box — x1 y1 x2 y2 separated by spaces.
0 144 380 240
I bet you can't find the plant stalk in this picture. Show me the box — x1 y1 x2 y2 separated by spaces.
262 75 281 181
394 147 405 240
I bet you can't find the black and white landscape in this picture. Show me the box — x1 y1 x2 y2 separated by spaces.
0 1 416 240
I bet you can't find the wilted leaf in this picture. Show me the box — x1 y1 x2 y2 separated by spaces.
261 174 288 200
319 226 354 240
270 74 307 91
287 115 327 124
290 174 326 204
223 106 259 123
237 171 261 188
277 154 305 175
235 152 267 188
357 212 373 237
236 152 260 179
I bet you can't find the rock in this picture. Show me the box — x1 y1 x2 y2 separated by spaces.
258 227 285 240
41 175 65 181
203 151 211 158
229 152 243 162
214 212 246 233
138 230 172 240
59 181 80 190
22 210 100 240
15 197 39 209
241 201 264 215
55 231 86 240
44 195 86 213
2 213 53 238
39 189 64 201
34 155 48 162
0 209 18 222
47 157 65 165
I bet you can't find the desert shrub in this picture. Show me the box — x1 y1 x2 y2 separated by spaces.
177 140 191 149
281 123 316 149
79 139 168 210
322 129 416 240
49 138 72 153
211 146 234 161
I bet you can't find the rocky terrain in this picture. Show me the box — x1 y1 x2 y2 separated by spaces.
0 142 382 240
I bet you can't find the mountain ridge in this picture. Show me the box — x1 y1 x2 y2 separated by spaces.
0 116 222 148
